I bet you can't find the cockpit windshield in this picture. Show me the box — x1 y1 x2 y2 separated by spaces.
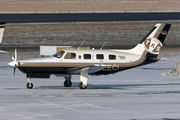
53 51 65 58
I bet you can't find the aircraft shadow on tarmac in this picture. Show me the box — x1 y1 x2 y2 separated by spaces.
141 67 173 70
36 82 180 90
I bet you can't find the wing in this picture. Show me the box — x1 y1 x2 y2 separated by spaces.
66 64 110 75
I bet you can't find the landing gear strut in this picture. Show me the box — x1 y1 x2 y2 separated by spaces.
79 82 87 89
26 77 33 89
64 75 72 87
79 67 89 89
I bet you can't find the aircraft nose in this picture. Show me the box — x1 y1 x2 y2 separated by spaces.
9 61 18 67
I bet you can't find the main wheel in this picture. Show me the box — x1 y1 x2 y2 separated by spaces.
26 82 33 89
64 80 72 87
79 82 87 89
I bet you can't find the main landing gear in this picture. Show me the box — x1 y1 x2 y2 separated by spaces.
79 82 87 89
79 67 88 89
26 77 33 89
64 75 72 87
64 67 89 89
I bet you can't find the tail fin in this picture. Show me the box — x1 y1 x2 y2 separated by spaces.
0 22 6 46
134 23 171 65
128 23 171 56
140 23 171 55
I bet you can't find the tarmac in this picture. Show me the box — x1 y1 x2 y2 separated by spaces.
0 59 180 120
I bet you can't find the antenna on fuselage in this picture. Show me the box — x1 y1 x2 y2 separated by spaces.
100 41 107 50
78 40 85 49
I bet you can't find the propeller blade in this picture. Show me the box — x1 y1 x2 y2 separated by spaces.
11 48 17 61
12 56 15 61
15 48 17 61
13 67 16 81
14 67 16 75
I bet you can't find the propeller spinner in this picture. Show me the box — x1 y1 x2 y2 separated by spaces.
8 49 19 75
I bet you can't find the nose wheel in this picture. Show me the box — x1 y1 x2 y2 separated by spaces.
26 82 33 89
26 77 33 89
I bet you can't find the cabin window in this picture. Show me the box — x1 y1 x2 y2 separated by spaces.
53 50 65 58
84 54 91 59
96 54 104 59
109 55 116 60
64 53 76 59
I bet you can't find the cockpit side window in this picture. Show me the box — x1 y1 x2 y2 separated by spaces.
53 51 65 58
64 52 76 59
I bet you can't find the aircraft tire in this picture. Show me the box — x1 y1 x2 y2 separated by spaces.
64 80 72 87
26 82 33 89
79 82 87 89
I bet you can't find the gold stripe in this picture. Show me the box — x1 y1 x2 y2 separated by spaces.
19 64 90 67
155 24 165 38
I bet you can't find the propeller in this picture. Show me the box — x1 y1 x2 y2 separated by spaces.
9 48 19 75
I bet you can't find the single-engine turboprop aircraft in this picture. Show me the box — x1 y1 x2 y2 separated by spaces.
0 22 7 53
9 23 171 89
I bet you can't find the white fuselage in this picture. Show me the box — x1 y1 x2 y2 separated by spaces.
19 48 145 67
14 48 148 76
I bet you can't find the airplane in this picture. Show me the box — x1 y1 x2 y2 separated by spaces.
0 22 8 53
9 23 171 89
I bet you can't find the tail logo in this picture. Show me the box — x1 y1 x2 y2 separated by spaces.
143 37 162 54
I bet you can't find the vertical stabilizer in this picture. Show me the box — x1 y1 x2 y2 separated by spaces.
140 23 171 55
0 22 6 46
128 23 171 56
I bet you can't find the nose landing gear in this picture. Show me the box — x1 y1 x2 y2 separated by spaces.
26 77 33 89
